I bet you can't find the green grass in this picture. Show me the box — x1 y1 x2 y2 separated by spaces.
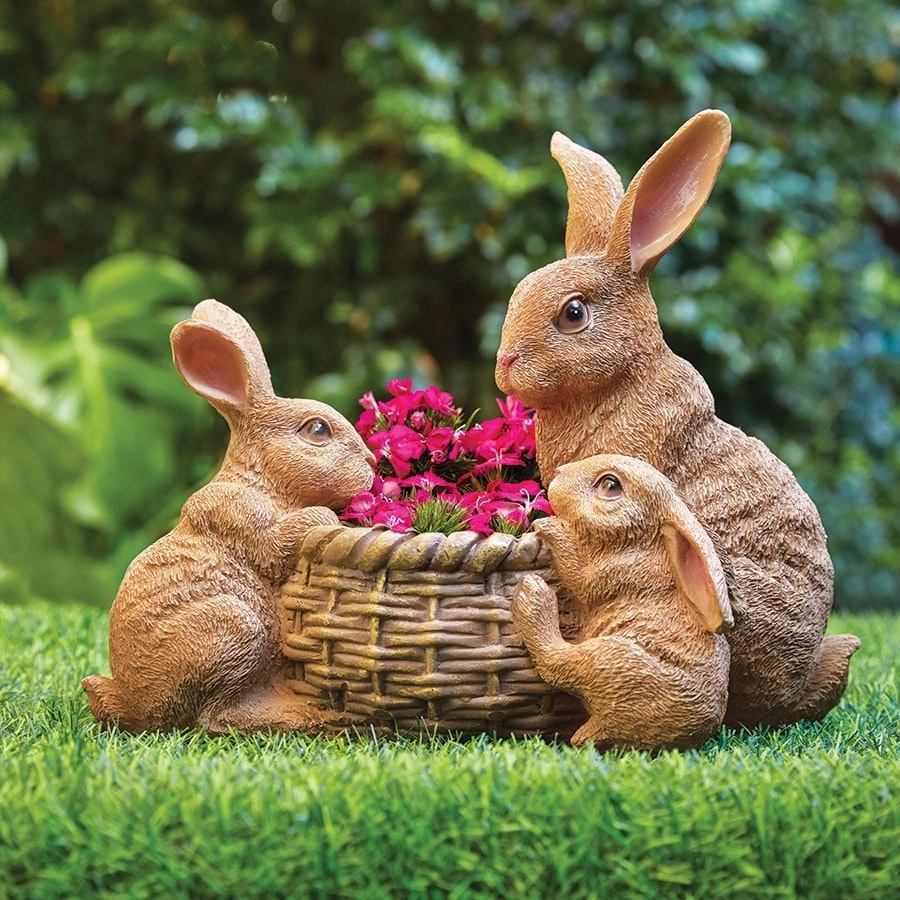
1 605 897 899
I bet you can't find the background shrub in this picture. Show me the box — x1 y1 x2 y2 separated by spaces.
0 0 897 608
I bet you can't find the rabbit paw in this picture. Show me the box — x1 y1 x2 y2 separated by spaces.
274 505 340 551
289 506 341 532
512 574 560 639
268 506 342 581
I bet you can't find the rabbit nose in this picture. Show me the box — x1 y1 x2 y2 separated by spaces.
496 349 519 370
547 465 569 490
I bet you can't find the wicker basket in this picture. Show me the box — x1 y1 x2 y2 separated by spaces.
280 525 585 738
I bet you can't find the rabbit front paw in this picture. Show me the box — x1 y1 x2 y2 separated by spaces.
287 506 341 533
512 574 560 640
264 506 341 583
273 505 340 549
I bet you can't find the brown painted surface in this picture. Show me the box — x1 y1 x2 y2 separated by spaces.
82 300 375 733
513 455 732 750
497 111 859 728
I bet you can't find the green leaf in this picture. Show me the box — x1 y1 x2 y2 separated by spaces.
81 252 204 317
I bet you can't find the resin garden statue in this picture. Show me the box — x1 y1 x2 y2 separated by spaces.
82 300 375 733
495 109 860 728
513 454 732 750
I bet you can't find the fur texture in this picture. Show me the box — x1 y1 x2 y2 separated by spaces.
512 455 732 750
82 300 375 733
497 111 859 727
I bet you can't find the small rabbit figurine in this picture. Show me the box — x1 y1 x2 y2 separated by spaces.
513 455 732 750
497 110 859 728
82 300 374 733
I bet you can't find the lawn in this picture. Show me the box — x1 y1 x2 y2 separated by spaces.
1 604 897 899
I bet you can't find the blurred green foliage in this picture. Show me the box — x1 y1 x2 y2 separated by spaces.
0 251 211 604
0 0 897 608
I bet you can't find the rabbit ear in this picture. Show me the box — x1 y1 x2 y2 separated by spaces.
189 299 274 399
660 499 733 634
607 110 731 276
551 132 625 257
171 319 259 418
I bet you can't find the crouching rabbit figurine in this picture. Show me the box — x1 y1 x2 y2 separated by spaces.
497 110 860 728
82 300 375 733
513 455 732 750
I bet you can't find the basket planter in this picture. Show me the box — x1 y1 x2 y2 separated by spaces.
280 525 585 738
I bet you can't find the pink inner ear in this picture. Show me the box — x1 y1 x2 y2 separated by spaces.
671 529 722 632
631 167 696 260
178 331 248 406
629 113 730 272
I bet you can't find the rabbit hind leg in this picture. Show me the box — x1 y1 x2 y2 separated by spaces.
565 636 726 751
176 598 330 735
104 595 282 732
200 684 329 735
724 556 829 728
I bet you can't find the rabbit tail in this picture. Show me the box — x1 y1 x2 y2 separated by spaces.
781 634 861 725
82 674 132 727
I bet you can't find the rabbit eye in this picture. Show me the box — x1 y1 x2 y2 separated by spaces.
594 473 623 499
555 292 591 334
298 418 332 445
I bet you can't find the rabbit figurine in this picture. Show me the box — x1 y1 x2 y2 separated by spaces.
512 454 732 750
496 110 860 728
82 299 375 733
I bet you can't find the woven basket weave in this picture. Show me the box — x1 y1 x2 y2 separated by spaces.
280 525 585 738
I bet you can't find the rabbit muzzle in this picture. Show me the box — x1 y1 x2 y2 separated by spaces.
496 349 520 371
494 349 520 392
544 463 587 520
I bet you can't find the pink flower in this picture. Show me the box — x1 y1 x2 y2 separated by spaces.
372 501 414 532
466 512 495 534
496 395 530 422
457 490 498 533
401 472 456 494
424 426 456 462
458 422 502 452
360 391 380 411
340 491 379 525
520 485 553 516
491 504 529 529
484 480 551 513
470 443 527 478
344 383 544 536
387 378 414 397
369 425 426 478
356 408 379 439
376 475 404 500
422 385 458 416
381 395 420 425
457 490 492 517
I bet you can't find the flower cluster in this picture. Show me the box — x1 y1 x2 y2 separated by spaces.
341 379 551 535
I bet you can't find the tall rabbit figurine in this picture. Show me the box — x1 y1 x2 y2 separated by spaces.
496 110 860 728
513 454 732 750
82 300 375 733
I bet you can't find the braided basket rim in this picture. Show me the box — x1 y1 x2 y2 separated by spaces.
296 523 553 576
